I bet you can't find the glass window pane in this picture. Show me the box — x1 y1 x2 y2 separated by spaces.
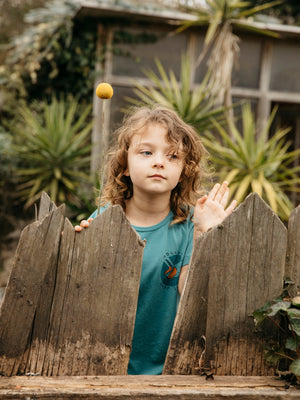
270 41 300 92
112 27 189 79
194 33 262 88
194 34 209 83
233 35 262 89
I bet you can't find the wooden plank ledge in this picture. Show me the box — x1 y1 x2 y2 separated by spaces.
0 375 298 399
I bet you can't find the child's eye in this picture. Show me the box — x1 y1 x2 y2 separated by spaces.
141 151 152 156
167 153 179 160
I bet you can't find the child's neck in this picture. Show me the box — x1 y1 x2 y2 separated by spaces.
125 194 171 227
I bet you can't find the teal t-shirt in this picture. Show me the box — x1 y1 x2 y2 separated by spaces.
90 207 194 375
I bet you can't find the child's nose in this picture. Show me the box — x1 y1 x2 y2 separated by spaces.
153 154 164 168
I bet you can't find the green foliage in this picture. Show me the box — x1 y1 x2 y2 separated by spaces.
8 96 93 208
0 1 161 108
126 53 227 132
0 0 45 45
201 103 300 220
179 0 283 41
0 0 98 110
0 127 23 232
0 128 18 215
246 0 300 25
65 183 98 223
0 129 15 187
252 280 300 378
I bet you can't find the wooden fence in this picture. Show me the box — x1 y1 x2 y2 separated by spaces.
0 192 299 377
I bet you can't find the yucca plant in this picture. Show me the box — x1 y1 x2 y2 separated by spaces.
202 103 300 220
9 96 93 208
126 53 227 132
178 0 282 108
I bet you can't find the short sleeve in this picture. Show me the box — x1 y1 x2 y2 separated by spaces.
182 219 194 266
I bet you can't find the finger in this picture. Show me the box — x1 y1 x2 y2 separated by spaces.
80 220 90 228
207 183 220 200
197 195 208 205
215 181 229 203
87 218 94 223
219 186 229 207
75 225 83 232
196 195 208 211
225 199 237 215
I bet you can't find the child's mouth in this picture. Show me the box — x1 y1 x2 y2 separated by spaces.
149 174 165 180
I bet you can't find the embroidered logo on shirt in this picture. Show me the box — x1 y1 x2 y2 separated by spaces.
161 252 182 287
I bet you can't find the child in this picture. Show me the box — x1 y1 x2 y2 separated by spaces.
76 105 236 375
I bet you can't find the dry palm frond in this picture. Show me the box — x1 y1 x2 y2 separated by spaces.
206 22 240 107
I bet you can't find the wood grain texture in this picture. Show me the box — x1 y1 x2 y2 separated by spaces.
37 191 57 220
164 193 287 376
0 375 298 399
0 194 145 376
1 192 297 378
0 205 65 376
41 205 145 376
285 205 300 295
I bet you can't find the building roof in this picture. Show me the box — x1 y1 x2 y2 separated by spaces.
76 1 300 39
75 1 191 25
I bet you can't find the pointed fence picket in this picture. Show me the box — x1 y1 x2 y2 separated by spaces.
0 193 144 376
0 192 299 377
163 193 290 375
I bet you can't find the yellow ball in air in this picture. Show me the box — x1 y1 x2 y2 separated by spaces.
96 82 113 99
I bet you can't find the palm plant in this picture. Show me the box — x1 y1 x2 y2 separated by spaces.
9 96 93 208
178 0 282 108
201 103 300 220
126 53 227 132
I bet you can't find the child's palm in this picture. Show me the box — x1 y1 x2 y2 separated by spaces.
194 182 236 235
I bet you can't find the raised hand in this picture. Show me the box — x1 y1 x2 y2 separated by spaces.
193 181 236 238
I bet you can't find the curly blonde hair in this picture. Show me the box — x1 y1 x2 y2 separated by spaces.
100 105 208 224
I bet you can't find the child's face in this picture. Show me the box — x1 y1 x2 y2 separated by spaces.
124 123 184 199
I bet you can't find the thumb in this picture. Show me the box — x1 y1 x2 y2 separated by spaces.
197 195 208 205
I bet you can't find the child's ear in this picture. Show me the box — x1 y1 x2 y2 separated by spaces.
124 168 130 177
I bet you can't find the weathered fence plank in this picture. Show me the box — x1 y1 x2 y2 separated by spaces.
285 205 300 295
164 193 287 376
0 205 65 376
38 191 57 220
1 192 299 378
41 205 145 376
0 194 145 376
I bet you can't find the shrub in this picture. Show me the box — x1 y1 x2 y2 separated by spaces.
201 103 300 220
8 96 93 208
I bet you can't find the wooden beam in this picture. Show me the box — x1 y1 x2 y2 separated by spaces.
91 23 105 176
91 26 114 176
0 375 298 399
